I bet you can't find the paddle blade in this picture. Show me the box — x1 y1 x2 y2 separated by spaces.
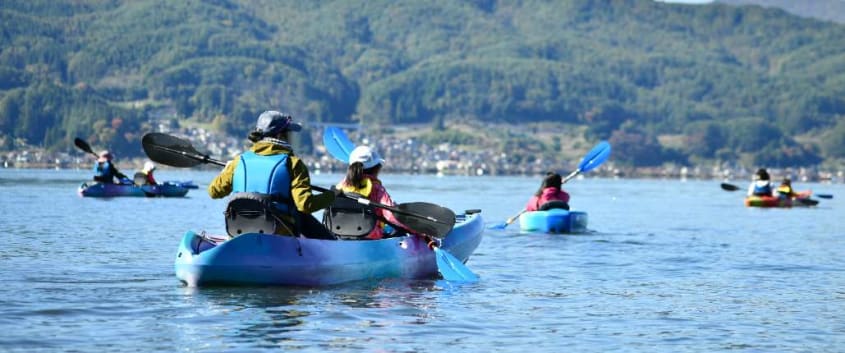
578 141 611 173
180 181 199 189
74 137 96 155
434 247 478 282
395 202 456 238
142 133 205 168
720 183 741 191
488 209 525 229
323 126 355 163
796 198 819 206
816 194 833 199
487 222 508 230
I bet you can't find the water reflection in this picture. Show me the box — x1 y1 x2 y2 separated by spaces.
174 279 453 349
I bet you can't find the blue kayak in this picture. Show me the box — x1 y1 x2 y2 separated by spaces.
78 181 196 197
175 211 484 286
519 209 588 233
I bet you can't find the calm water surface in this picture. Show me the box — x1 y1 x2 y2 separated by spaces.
1 168 844 352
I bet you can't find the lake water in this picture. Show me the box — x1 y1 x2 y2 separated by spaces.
1 168 844 352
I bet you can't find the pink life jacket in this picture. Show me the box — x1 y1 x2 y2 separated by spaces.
525 187 570 211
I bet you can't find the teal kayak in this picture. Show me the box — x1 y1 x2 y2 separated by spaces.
174 210 484 286
519 209 588 233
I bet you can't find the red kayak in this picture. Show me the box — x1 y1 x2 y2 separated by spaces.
745 191 816 207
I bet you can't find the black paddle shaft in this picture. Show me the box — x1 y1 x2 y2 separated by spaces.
141 132 456 237
74 137 100 157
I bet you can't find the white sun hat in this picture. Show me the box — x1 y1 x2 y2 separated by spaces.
348 146 385 169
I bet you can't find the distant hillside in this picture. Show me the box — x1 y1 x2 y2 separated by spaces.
717 0 845 23
2 0 845 168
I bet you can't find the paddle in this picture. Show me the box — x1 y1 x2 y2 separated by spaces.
797 198 820 206
496 210 528 230
488 140 612 230
74 137 99 158
323 126 355 163
720 182 741 192
722 182 820 206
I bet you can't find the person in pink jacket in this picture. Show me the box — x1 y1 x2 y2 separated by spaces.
525 172 571 211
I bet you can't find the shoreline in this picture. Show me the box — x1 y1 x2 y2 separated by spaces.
4 161 842 184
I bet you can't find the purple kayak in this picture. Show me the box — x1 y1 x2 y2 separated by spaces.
78 181 196 197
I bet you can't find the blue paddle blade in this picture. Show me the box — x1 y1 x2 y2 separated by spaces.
487 222 508 230
322 126 355 163
578 141 611 173
434 247 479 282
180 181 199 189
816 194 833 199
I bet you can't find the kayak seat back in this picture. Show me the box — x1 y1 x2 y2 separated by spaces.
225 192 294 237
539 200 570 211
133 172 148 186
322 193 377 239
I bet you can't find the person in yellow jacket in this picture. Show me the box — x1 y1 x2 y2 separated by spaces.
208 110 337 239
776 177 797 200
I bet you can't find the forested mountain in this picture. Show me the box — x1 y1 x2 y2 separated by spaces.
717 0 845 24
2 0 845 167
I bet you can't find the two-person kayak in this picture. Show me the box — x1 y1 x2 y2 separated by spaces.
745 190 816 207
78 181 198 197
175 210 484 286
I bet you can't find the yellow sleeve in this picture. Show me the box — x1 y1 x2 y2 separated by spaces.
207 157 239 199
289 155 335 213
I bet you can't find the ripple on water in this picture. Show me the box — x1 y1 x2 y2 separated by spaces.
2 172 845 352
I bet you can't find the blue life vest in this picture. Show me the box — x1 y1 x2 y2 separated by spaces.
233 151 292 214
753 182 772 196
93 161 114 182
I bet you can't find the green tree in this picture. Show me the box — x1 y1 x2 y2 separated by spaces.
821 118 845 159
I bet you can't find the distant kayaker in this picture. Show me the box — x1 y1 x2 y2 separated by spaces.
135 161 158 186
776 177 797 200
747 168 775 197
92 150 129 184
331 145 405 240
525 172 571 211
208 110 337 239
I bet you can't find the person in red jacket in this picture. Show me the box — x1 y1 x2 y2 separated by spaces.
525 172 570 211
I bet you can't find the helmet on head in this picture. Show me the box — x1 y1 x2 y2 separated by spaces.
254 110 302 136
348 146 385 169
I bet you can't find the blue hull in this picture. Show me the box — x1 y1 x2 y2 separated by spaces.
519 209 588 233
78 181 194 197
175 212 484 286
